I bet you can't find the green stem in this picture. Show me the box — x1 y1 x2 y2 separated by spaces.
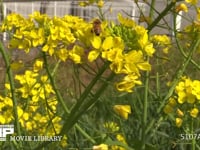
147 1 176 32
98 6 105 21
141 57 150 150
51 59 61 76
74 124 96 144
66 61 110 127
149 0 156 19
42 52 70 114
34 68 113 150
63 72 115 134
0 42 22 149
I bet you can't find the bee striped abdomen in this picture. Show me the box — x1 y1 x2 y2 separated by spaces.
92 19 102 36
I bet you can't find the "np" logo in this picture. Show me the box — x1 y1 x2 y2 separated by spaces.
0 125 14 141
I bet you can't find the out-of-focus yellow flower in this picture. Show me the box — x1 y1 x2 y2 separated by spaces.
185 0 198 5
91 36 102 49
176 118 183 128
113 105 131 120
168 97 177 107
111 134 127 150
175 3 188 13
116 74 142 92
79 1 89 7
10 60 24 70
197 8 200 21
93 144 108 150
163 104 174 114
69 45 84 64
118 13 136 28
97 0 104 8
150 34 171 54
17 106 24 118
56 48 69 61
0 116 6 124
151 35 171 46
61 135 68 148
190 108 199 118
22 112 29 121
192 80 200 100
176 108 184 117
116 134 127 143
30 28 45 47
33 59 43 72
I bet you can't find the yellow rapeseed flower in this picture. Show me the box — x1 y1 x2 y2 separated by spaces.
175 3 188 13
69 45 84 64
93 144 108 150
113 105 131 120
33 59 43 72
97 0 104 8
55 48 69 61
176 108 184 117
116 74 142 92
190 108 199 118
185 0 198 5
176 118 183 128
60 135 68 148
117 13 136 27
168 97 177 107
164 104 174 114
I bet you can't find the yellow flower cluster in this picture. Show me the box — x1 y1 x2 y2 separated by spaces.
175 0 198 13
1 12 87 62
0 59 65 146
1 12 154 93
150 35 171 54
0 96 13 124
94 121 128 150
185 0 198 5
164 77 200 127
93 135 127 150
180 20 200 53
111 134 127 150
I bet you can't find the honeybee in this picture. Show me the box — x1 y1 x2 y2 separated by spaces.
92 19 102 36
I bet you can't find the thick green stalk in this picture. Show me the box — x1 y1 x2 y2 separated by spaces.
34 65 113 150
61 72 115 135
0 42 22 149
149 0 156 19
42 52 70 114
140 0 156 148
147 1 176 32
65 61 110 128
141 57 150 150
